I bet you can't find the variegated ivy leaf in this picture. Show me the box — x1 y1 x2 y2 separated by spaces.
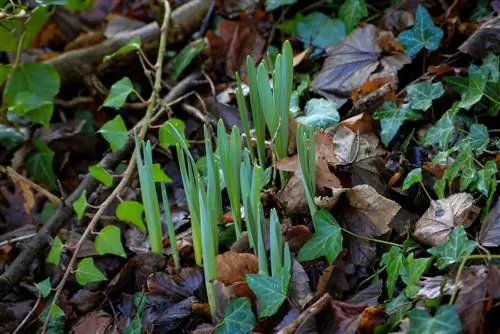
407 82 444 111
373 102 421 146
423 106 458 150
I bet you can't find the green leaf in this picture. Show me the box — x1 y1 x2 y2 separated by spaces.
159 118 187 149
476 161 497 197
95 225 126 257
407 82 444 111
101 77 135 109
467 123 489 154
89 165 113 186
423 107 457 150
38 0 94 10
296 98 340 128
46 236 63 266
400 254 432 296
73 190 87 220
116 200 146 232
266 0 297 11
381 246 404 299
9 92 54 126
428 226 476 269
0 124 27 149
99 115 128 151
0 64 11 86
402 168 422 191
246 275 287 318
444 144 476 192
4 63 60 104
444 76 468 94
0 7 49 52
152 163 172 183
373 102 421 146
408 305 461 334
470 0 492 20
297 209 343 264
215 297 256 334
398 5 443 58
40 202 57 223
103 36 141 62
458 64 486 110
339 0 368 33
40 302 65 334
26 141 57 190
170 39 205 80
291 12 346 51
36 278 52 298
481 53 499 82
75 257 107 286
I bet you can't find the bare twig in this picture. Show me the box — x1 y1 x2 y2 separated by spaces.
0 233 37 247
13 294 41 334
277 293 331 334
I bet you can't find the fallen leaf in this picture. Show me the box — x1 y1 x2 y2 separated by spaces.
70 310 112 334
289 260 313 308
413 193 480 246
311 24 409 106
284 225 313 253
459 16 500 59
479 198 500 247
147 268 203 301
216 250 259 284
329 299 370 333
142 296 197 333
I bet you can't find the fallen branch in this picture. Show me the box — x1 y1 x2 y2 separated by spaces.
277 293 332 334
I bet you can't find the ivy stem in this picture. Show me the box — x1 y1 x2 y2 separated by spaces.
419 181 433 202
13 30 26 70
449 254 500 305
40 1 171 333
341 228 403 248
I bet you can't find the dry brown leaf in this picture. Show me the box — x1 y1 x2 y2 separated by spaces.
413 193 480 246
332 127 385 166
479 198 500 247
70 310 112 334
337 112 373 134
284 225 313 253
216 250 258 284
459 16 500 59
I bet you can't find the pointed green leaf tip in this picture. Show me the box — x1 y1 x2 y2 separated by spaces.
46 236 63 266
402 168 422 191
398 5 443 58
407 82 444 111
297 209 343 264
76 257 107 285
99 115 128 151
428 226 476 269
116 200 146 232
246 274 287 318
373 102 422 146
95 225 126 257
339 0 368 33
101 77 134 109
73 190 87 220
89 165 113 186
215 298 256 333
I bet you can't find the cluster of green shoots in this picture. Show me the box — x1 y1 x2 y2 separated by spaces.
135 41 316 317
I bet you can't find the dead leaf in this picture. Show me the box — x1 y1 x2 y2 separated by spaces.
216 250 258 284
329 299 370 333
479 198 500 247
311 24 409 106
142 296 196 333
0 184 32 232
332 127 385 166
70 310 112 334
416 276 455 299
413 193 480 246
337 113 373 134
289 260 313 308
147 268 203 301
284 225 313 253
459 16 500 59
69 290 102 313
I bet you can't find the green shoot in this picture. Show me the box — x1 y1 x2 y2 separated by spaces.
246 56 266 166
269 208 282 277
235 73 256 163
134 136 162 254
217 120 243 238
160 183 180 271
297 123 317 215
257 203 269 276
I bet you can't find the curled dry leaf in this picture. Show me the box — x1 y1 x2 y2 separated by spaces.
311 24 409 106
479 198 500 247
284 225 313 253
413 193 480 246
416 276 455 299
147 268 203 301
459 16 500 59
216 250 259 284
70 310 112 334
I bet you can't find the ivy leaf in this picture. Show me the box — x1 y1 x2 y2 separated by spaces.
373 102 421 146
116 200 146 232
400 254 432 296
89 165 113 186
152 163 172 183
289 12 346 52
159 118 188 149
443 144 476 192
246 275 287 318
101 77 135 109
444 76 468 94
476 161 497 197
428 226 476 269
408 305 461 334
95 225 126 257
297 209 343 264
215 298 256 334
170 39 205 80
402 168 422 191
46 236 63 266
75 257 107 286
467 123 489 154
339 0 368 33
407 82 444 111
398 5 443 58
8 92 54 126
36 278 52 298
4 63 60 104
296 98 340 128
73 190 87 220
0 7 49 52
423 106 458 150
480 53 499 83
458 64 486 110
99 115 128 151
103 36 141 62
381 246 404 299
26 141 57 190
266 0 297 11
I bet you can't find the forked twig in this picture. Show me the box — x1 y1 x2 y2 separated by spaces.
40 1 171 332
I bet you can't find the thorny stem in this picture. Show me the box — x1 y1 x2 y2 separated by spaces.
342 228 403 248
40 1 171 332
449 254 500 305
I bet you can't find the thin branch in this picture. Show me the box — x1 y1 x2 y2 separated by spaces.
277 293 331 334
40 2 171 332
